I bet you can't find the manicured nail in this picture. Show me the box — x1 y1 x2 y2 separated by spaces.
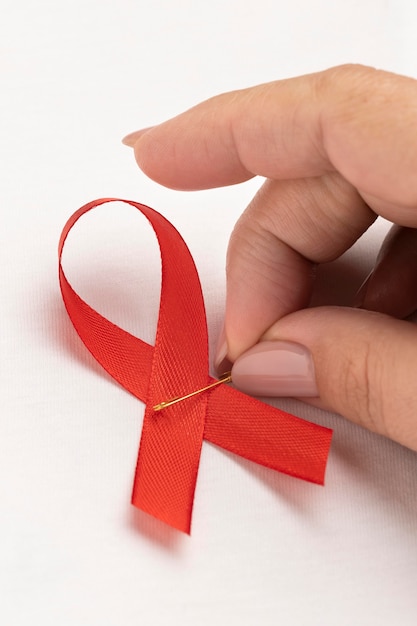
122 127 155 147
353 271 372 308
214 325 232 375
231 340 318 397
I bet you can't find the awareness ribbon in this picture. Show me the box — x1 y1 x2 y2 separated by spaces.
59 198 332 534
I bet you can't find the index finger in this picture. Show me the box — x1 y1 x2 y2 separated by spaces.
128 64 417 223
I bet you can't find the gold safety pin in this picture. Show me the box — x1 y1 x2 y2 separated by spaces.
153 372 232 412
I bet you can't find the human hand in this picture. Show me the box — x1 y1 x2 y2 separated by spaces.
123 65 417 451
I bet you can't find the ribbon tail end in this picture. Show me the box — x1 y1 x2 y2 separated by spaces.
131 492 192 535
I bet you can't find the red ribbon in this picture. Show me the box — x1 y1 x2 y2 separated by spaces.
59 198 332 534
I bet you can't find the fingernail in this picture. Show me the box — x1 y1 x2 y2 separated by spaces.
122 127 155 147
353 271 372 308
231 340 318 397
214 325 232 375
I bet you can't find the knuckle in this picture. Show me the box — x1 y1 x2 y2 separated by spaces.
317 64 397 126
320 63 380 94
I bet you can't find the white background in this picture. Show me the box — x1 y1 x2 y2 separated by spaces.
1 1 417 624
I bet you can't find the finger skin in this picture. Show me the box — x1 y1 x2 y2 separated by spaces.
261 306 417 451
133 64 417 220
356 225 417 318
225 174 374 358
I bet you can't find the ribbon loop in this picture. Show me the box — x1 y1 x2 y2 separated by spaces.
59 199 332 534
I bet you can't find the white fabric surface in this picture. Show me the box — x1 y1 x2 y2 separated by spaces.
1 1 417 624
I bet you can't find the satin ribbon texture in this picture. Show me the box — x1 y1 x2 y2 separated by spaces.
59 198 332 534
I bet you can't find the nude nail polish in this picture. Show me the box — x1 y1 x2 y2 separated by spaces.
122 127 155 147
231 341 318 397
214 325 232 375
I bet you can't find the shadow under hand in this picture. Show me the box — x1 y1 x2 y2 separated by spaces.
310 254 369 308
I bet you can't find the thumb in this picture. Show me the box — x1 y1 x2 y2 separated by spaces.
230 306 417 451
